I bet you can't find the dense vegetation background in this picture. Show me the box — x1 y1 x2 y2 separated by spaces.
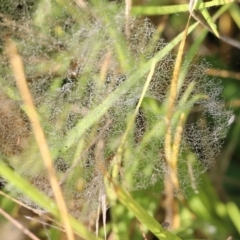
0 0 240 240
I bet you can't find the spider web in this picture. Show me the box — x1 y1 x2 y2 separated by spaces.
0 1 232 219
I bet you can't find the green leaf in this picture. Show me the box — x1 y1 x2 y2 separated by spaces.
229 3 240 28
111 182 182 240
131 0 232 16
195 0 220 37
0 161 103 240
226 202 240 234
60 22 198 155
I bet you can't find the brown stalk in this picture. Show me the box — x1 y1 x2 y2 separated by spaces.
0 207 41 240
5 39 75 240
163 12 192 229
171 113 186 190
164 14 191 165
0 190 64 231
75 0 88 8
206 68 240 81
125 0 132 38
0 190 42 215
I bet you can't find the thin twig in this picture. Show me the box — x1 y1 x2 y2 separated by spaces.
0 190 43 215
0 190 64 231
0 207 41 240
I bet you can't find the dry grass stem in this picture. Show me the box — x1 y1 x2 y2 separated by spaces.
206 68 240 81
0 191 64 231
125 0 132 37
5 39 75 240
170 113 186 191
0 207 41 240
111 60 156 180
75 0 88 8
163 11 193 229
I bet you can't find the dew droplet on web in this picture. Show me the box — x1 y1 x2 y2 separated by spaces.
0 3 232 219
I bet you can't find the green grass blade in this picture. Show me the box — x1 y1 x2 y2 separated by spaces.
131 0 232 16
61 22 198 154
111 182 181 240
89 1 133 72
229 3 240 28
0 161 103 240
179 2 232 90
195 0 220 37
226 202 240 234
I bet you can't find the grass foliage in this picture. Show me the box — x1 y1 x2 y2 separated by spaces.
0 0 240 239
